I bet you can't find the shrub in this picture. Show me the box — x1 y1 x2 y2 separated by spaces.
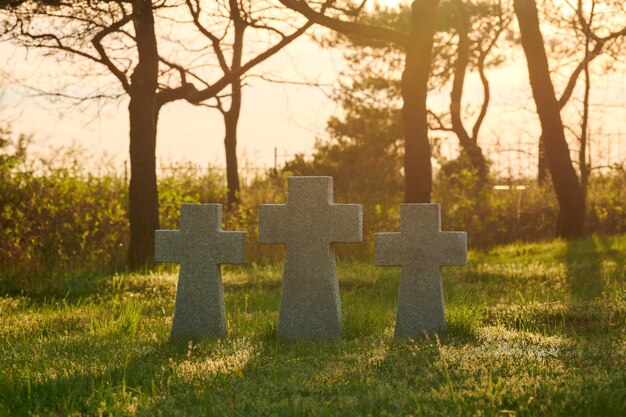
1 129 624 280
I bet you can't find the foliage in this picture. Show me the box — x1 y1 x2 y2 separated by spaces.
1 128 626 279
0 128 129 280
1 234 625 416
283 69 405 254
586 172 626 234
158 162 229 231
434 155 626 247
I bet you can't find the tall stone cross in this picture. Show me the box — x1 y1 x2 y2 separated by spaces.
155 204 245 340
259 176 362 340
375 204 466 337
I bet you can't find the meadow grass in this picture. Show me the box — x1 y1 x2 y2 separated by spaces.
1 234 625 416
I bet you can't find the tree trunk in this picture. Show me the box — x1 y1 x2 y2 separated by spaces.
222 2 244 209
127 0 160 267
450 0 488 185
537 135 548 184
402 0 439 203
579 16 592 206
514 0 585 237
224 110 241 208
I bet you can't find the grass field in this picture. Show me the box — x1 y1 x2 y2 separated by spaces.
1 234 625 416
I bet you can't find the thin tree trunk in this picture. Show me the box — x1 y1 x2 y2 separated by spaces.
224 109 241 208
128 0 160 267
537 135 548 184
222 0 244 209
538 0 606 186
450 0 488 184
580 33 591 205
402 0 439 203
514 0 585 237
578 0 595 206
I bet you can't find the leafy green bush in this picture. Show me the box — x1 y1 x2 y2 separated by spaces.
433 156 560 248
1 127 625 280
0 131 128 280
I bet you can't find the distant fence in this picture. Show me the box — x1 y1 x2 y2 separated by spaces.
117 132 625 186
435 130 626 180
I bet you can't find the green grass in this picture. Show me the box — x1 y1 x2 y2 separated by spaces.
1 234 625 416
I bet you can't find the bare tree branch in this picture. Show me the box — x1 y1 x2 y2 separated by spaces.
278 0 407 47
91 14 133 93
185 19 314 104
185 0 230 74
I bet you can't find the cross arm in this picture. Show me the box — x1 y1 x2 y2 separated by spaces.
437 231 467 266
155 230 184 264
374 232 403 266
216 231 247 264
330 204 363 243
258 205 289 244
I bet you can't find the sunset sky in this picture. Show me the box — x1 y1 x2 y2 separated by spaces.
1 1 625 177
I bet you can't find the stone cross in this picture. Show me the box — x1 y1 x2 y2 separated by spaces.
259 176 362 340
375 204 466 337
155 204 245 340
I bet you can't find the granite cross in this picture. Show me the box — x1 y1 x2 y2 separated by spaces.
375 204 466 337
259 176 362 340
155 204 245 340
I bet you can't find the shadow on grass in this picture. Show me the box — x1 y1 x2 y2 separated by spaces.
0 269 122 301
562 234 626 300
1 331 270 416
563 237 604 301
227 335 444 416
2 333 445 416
558 236 626 416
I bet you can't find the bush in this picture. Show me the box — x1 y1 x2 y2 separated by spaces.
433 156 560 248
1 129 625 280
0 132 128 279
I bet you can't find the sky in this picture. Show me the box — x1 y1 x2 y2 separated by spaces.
1 35 341 168
1 1 625 178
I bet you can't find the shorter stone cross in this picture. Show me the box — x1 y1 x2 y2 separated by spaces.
375 204 466 337
259 176 362 340
155 204 245 340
